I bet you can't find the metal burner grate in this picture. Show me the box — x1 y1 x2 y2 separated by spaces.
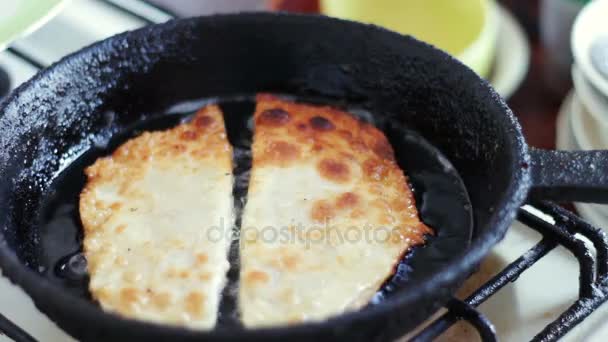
412 202 608 342
2 202 607 342
1 1 608 342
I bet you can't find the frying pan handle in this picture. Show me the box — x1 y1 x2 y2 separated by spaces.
529 148 608 203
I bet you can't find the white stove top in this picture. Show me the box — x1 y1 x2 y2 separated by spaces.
2 212 607 342
0 0 169 92
1 2 608 341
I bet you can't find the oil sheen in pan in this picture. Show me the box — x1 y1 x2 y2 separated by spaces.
35 95 472 326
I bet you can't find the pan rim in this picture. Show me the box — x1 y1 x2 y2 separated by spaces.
0 12 531 340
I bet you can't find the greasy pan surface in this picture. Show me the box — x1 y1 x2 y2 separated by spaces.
0 13 530 341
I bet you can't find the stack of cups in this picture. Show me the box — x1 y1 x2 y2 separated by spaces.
557 0 608 225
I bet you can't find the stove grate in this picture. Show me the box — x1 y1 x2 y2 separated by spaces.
3 202 606 341
412 202 608 342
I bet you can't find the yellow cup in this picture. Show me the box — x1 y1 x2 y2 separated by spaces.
321 0 498 78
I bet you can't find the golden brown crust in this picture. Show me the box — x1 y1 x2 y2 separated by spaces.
252 94 431 244
79 105 233 329
239 94 432 327
252 95 398 168
82 106 230 195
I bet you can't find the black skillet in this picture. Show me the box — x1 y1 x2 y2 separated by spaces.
0 13 607 342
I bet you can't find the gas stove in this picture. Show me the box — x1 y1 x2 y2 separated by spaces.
1 1 608 341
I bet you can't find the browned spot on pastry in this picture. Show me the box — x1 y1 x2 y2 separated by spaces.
336 192 359 209
317 158 350 183
152 292 171 310
94 200 106 210
372 138 395 161
309 116 335 131
378 213 394 225
257 108 291 127
351 140 369 153
266 141 300 165
96 288 112 302
363 158 390 181
350 208 365 219
185 292 206 318
180 130 198 140
120 288 139 305
246 270 270 284
390 230 406 244
174 143 188 152
193 115 214 128
199 272 212 281
279 250 299 270
311 200 334 223
195 253 208 265
391 196 415 213
338 129 353 140
115 224 127 234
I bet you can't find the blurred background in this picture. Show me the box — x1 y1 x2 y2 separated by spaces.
0 0 600 148
2 1 608 341
135 0 596 148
